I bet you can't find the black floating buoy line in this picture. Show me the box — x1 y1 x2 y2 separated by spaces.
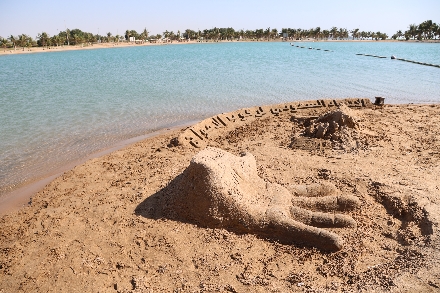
356 53 387 59
290 43 333 52
391 56 440 68
357 53 440 68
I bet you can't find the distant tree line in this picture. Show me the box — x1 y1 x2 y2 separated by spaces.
280 27 390 41
391 20 440 40
0 20 438 51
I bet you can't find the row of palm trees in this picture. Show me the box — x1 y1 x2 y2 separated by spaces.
280 27 390 41
180 27 280 41
0 28 153 51
124 27 280 42
392 20 440 40
0 34 34 51
1 20 438 51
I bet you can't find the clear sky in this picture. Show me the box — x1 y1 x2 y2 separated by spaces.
1 0 439 39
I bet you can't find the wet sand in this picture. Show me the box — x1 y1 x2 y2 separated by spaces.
0 122 196 216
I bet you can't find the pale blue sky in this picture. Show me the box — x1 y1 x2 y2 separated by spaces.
1 0 439 39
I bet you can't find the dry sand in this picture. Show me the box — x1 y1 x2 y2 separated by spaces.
1 98 440 292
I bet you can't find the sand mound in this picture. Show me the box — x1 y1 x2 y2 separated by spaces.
141 147 360 251
302 104 364 150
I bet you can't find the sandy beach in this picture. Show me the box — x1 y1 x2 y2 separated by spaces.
1 98 440 292
0 39 273 56
0 39 219 56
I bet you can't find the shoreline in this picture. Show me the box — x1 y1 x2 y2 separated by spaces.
0 121 196 216
1 99 439 291
0 40 191 56
1 99 437 217
1 38 438 56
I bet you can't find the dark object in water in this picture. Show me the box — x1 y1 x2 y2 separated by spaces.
391 55 396 59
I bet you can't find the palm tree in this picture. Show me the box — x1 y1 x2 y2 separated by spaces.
73 33 83 46
184 29 190 40
255 29 263 40
0 37 9 51
338 28 348 40
57 35 63 46
406 24 418 40
238 29 244 40
163 30 169 41
26 37 35 50
244 30 253 40
8 35 18 50
375 32 387 40
37 32 49 49
212 27 220 41
51 35 57 46
141 28 149 42
168 31 175 42
130 30 139 40
350 28 359 40
18 34 30 51
226 27 235 41
434 23 440 40
57 31 66 46
264 27 270 41
418 20 433 39
313 27 321 40
271 28 278 40
89 33 97 44
429 21 438 39
330 27 338 40
293 28 300 40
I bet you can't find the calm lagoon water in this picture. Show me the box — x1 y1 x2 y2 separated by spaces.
0 41 439 194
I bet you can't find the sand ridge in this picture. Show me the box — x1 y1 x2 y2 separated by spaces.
1 99 440 292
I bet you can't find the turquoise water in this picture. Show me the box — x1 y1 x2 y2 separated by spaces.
0 41 439 194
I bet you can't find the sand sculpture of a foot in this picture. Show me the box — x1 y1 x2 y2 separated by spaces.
157 147 360 251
